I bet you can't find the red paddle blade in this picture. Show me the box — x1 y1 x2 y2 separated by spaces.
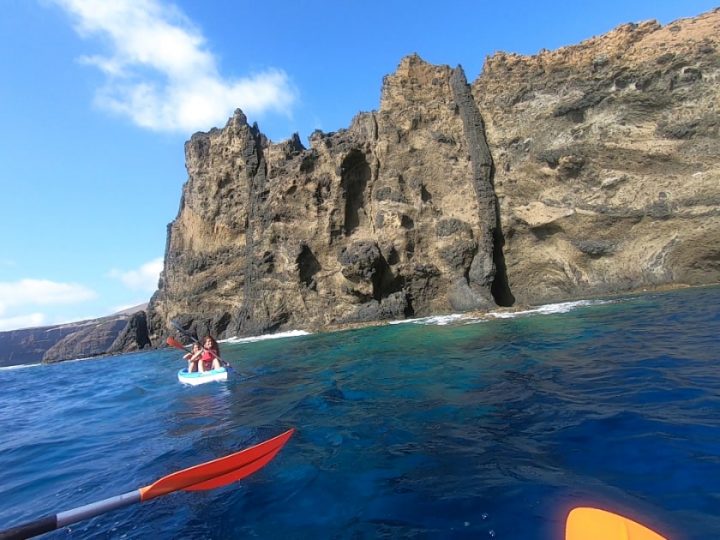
139 429 295 501
185 444 285 491
167 336 188 351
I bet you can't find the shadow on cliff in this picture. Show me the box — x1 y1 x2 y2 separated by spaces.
490 169 515 308
491 222 515 307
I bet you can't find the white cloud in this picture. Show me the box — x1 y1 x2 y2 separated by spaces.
0 313 47 332
109 257 163 292
52 0 297 133
0 279 98 317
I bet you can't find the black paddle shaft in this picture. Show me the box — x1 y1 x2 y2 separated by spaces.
0 490 141 540
0 515 56 540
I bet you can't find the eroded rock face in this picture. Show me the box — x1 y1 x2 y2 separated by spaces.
148 9 720 340
148 58 506 339
473 9 720 304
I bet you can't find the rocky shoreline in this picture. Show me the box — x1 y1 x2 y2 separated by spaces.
295 281 718 338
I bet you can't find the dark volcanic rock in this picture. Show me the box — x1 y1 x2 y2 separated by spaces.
108 311 152 354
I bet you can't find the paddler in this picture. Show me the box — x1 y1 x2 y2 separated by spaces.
183 342 203 372
198 335 222 372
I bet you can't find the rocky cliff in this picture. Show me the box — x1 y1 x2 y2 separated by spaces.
146 8 719 340
0 310 150 367
148 60 512 340
474 9 720 304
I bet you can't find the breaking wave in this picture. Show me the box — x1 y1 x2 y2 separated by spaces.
223 329 311 344
0 362 42 371
389 298 615 326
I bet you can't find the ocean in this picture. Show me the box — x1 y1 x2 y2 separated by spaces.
1 285 719 539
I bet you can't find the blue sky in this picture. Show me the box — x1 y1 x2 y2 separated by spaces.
0 0 716 332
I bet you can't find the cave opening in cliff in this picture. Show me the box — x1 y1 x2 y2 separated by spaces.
371 255 403 303
297 244 321 290
490 225 515 307
341 150 370 235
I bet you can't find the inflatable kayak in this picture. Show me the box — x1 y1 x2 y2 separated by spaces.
177 367 229 385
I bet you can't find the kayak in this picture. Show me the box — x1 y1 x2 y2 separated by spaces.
177 367 229 385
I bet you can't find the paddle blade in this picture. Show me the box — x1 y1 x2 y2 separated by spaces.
139 429 295 501
185 444 285 491
167 336 188 351
566 507 667 540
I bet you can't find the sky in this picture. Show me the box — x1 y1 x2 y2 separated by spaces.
0 0 716 332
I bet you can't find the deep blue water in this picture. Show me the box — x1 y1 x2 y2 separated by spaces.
1 286 719 539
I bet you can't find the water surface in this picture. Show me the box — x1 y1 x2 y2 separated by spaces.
1 286 719 538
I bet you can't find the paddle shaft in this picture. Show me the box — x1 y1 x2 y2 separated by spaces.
0 490 140 540
0 428 294 540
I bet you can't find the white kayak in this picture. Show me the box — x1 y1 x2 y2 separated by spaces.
177 367 230 385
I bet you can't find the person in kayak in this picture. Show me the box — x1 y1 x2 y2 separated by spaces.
198 335 222 372
183 342 203 372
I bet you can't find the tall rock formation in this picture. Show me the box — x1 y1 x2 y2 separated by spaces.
148 58 510 339
148 9 720 341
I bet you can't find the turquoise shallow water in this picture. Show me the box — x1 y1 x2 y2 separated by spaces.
1 286 719 538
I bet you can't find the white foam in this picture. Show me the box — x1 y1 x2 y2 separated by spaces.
389 314 467 326
0 362 42 371
390 299 615 326
223 329 311 344
488 299 612 319
226 299 614 337
536 299 608 313
461 317 487 325
0 353 108 370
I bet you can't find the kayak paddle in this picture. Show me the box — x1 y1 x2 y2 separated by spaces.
0 428 295 540
566 507 667 540
167 336 191 352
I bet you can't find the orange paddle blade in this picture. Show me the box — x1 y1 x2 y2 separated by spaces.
139 428 295 501
566 507 667 540
185 443 286 491
167 336 188 351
